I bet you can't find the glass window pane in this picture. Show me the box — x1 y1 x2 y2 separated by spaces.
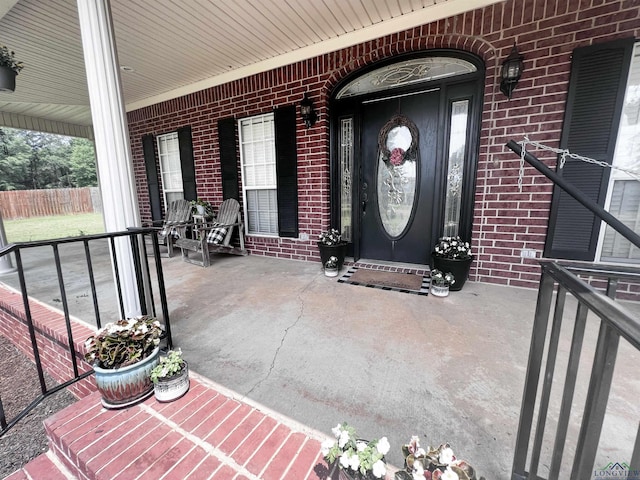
340 118 353 242
157 132 183 205
601 180 640 262
336 57 477 99
443 100 469 237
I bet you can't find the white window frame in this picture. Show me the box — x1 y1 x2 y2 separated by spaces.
238 113 279 237
156 132 183 206
597 42 640 263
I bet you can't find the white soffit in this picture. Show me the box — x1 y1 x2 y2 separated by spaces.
125 0 505 111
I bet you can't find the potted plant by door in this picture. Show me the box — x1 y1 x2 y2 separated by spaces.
84 316 162 409
318 228 347 271
431 236 473 291
150 349 190 402
430 269 455 297
321 423 390 479
0 45 24 92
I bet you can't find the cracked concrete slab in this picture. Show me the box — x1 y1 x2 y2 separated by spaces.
1 247 639 479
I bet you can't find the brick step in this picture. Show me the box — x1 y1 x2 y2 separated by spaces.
35 374 333 480
4 451 77 480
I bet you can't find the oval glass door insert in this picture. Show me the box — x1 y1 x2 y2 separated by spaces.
376 115 419 238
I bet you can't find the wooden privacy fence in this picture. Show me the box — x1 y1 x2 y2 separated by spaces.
0 187 102 219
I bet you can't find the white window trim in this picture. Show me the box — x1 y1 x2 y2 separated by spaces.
596 41 640 264
238 113 279 237
156 132 183 207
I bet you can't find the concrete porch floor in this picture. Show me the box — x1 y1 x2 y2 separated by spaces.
1 242 639 479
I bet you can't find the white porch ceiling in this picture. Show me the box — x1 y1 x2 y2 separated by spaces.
0 0 503 138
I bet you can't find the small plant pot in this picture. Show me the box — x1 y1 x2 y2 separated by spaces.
324 266 339 277
153 362 190 402
430 284 450 297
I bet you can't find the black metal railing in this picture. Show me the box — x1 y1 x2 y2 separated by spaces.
507 141 640 480
0 227 171 436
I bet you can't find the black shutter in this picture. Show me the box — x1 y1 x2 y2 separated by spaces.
142 134 162 223
218 118 239 200
274 105 299 238
545 38 634 260
177 126 197 201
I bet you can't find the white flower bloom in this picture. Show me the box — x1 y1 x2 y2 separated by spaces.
356 441 366 452
348 453 360 471
339 454 350 469
372 459 386 478
320 439 335 456
439 447 455 465
338 430 350 448
416 447 426 457
376 436 390 455
412 461 424 480
441 467 459 480
332 424 342 438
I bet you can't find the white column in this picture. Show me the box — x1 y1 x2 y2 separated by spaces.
77 0 141 317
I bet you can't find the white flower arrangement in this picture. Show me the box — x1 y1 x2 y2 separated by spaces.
402 436 479 480
318 228 343 246
433 237 472 260
322 423 390 479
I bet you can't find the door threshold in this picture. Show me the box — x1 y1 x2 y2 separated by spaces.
346 258 430 275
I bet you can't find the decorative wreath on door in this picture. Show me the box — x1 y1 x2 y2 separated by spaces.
378 114 419 168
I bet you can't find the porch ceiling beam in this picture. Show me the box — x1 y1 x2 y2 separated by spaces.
0 111 94 139
126 0 505 112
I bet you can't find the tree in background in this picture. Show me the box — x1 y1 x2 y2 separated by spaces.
69 138 98 187
0 128 97 190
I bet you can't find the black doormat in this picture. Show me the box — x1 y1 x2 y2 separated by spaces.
338 267 430 296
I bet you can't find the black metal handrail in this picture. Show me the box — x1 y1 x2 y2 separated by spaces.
507 141 640 480
0 227 171 436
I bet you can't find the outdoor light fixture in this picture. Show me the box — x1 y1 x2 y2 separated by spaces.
300 93 317 128
500 43 524 99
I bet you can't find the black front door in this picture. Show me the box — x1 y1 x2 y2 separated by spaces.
359 89 440 264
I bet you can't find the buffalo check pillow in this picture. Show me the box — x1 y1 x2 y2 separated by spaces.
206 223 228 245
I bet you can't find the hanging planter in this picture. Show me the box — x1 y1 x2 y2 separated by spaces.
0 66 17 92
0 45 24 93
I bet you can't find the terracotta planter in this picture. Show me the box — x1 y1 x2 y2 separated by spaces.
153 362 190 402
93 346 160 409
0 66 17 93
431 255 473 291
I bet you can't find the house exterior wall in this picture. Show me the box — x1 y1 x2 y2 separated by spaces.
127 0 640 290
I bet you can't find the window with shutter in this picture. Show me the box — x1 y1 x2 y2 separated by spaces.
545 38 635 260
599 42 640 263
239 113 279 235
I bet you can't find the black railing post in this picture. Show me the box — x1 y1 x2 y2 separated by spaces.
13 248 47 395
511 270 555 480
83 238 102 329
52 243 79 378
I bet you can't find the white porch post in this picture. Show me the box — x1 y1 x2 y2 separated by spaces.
77 0 142 317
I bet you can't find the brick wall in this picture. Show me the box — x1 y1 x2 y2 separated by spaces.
127 0 640 290
0 285 97 401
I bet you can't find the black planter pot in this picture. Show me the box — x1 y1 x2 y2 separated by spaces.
431 255 473 291
317 242 347 270
0 66 16 93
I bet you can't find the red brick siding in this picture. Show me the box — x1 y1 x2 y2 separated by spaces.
127 0 640 289
0 285 97 400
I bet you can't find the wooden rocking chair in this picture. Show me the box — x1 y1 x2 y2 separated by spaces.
156 198 193 258
176 198 247 267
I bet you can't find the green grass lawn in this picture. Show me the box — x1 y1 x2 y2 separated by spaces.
3 213 105 243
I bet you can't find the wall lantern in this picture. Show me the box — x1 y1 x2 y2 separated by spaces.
500 43 524 99
300 93 317 128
